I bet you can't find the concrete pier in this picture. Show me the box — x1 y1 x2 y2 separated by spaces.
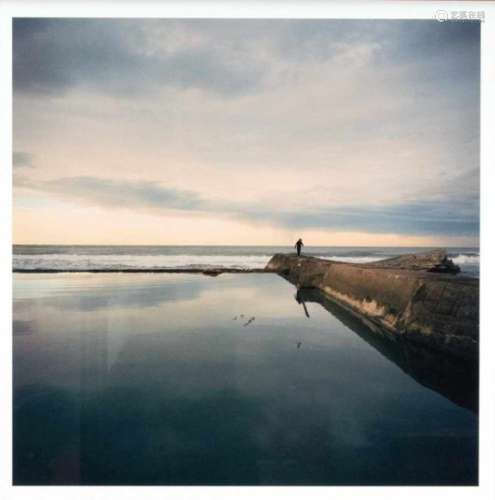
266 250 479 361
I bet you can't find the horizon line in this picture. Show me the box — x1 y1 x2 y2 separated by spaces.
12 243 480 248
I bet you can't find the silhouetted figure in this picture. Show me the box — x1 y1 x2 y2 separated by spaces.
295 238 304 257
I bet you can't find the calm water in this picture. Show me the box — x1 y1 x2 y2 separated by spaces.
13 273 478 485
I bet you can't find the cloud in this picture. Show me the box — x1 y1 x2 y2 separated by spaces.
27 176 205 211
264 199 479 236
279 19 479 67
19 175 479 237
14 19 479 99
13 19 265 97
13 151 33 168
12 19 480 245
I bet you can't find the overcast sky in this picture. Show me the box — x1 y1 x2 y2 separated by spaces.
13 19 480 246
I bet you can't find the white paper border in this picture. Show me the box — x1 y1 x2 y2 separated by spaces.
1 1 494 499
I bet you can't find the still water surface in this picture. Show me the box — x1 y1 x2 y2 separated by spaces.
13 273 478 485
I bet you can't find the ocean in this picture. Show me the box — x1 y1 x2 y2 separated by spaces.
13 272 477 485
13 243 479 484
13 245 480 276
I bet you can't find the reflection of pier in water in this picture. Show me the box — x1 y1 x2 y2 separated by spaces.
294 287 478 414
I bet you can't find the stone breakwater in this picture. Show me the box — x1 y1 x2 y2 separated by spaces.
266 250 479 361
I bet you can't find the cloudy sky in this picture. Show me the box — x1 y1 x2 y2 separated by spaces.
13 19 479 246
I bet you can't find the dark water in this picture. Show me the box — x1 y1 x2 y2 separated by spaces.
13 273 478 485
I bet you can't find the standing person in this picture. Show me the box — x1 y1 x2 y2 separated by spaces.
295 238 304 257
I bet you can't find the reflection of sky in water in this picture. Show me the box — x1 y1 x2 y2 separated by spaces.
13 273 478 485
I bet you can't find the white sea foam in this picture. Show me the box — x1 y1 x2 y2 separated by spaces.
13 253 274 271
13 251 479 273
451 254 480 266
331 254 480 267
12 253 392 270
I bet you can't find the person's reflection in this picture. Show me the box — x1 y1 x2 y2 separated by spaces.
295 288 310 318
291 285 478 413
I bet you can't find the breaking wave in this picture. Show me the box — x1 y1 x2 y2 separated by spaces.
451 254 480 266
13 253 273 271
12 247 478 276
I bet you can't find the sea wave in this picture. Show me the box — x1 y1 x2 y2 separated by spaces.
13 254 274 271
13 251 479 273
334 254 480 266
451 254 480 266
12 253 398 271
